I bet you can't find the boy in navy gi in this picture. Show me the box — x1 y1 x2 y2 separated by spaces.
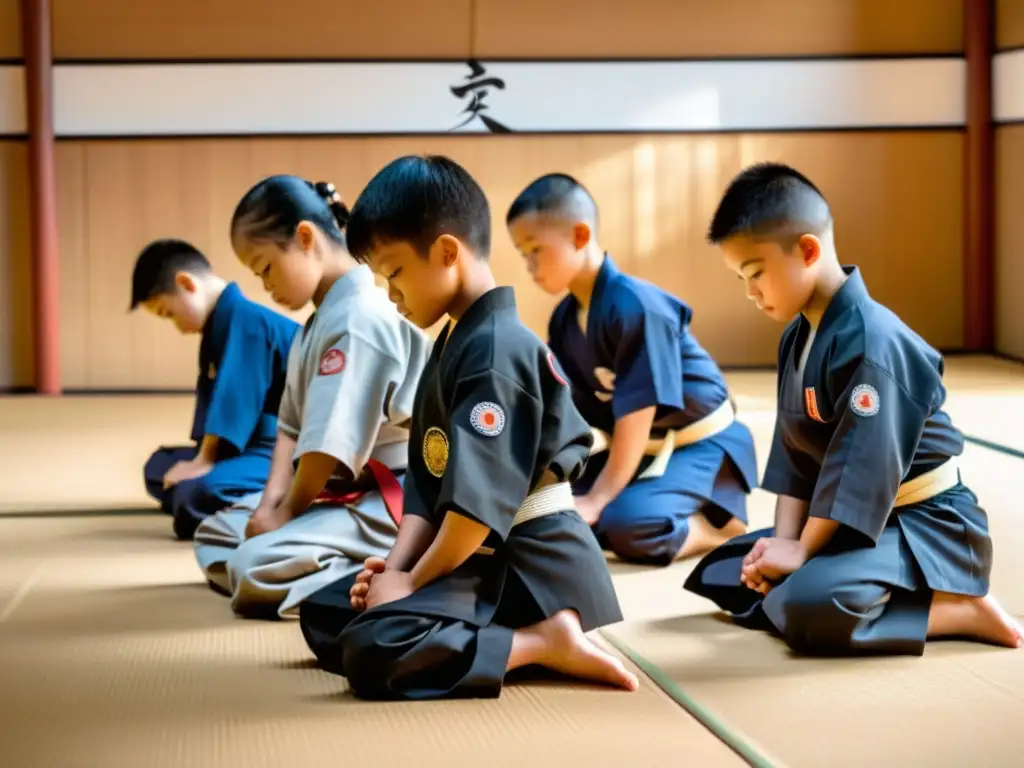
132 239 300 540
298 155 639 700
506 173 758 566
684 162 1023 654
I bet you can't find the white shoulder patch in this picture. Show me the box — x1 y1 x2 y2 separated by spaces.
469 401 505 437
850 383 880 417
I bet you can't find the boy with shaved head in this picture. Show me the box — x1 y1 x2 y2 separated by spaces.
506 173 759 566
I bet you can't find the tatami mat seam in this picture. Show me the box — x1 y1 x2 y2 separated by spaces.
963 435 1024 461
599 629 784 768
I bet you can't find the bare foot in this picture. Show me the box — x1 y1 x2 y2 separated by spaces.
927 592 1024 648
509 610 640 691
675 513 747 561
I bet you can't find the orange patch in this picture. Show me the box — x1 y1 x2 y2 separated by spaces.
804 387 825 423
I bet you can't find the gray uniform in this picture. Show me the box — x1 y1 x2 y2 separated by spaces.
193 266 431 618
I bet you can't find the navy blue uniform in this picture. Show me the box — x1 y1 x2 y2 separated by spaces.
549 255 758 564
685 267 992 656
300 287 623 700
143 283 300 539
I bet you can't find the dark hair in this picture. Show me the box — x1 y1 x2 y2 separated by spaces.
707 162 832 245
230 175 350 249
346 155 491 263
129 239 211 309
506 172 599 228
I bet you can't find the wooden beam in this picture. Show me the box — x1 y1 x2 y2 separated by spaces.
964 0 995 351
21 0 61 394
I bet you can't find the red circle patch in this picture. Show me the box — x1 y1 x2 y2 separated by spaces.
546 352 568 386
319 348 346 376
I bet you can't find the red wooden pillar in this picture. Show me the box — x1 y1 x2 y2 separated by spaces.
963 0 995 352
21 0 61 394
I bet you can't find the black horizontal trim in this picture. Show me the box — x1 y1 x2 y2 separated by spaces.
995 119 1024 127
996 44 1024 54
0 388 194 396
0 133 28 140
49 52 965 66
62 388 195 396
0 58 23 66
0 507 161 519
963 435 1024 461
52 125 965 142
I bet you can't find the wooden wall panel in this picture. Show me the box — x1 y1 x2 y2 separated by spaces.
52 0 473 60
0 140 32 389
997 0 1024 50
475 0 963 58
996 125 1024 360
50 0 963 61
0 0 19 59
54 132 963 388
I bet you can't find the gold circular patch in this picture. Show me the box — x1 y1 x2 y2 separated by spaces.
422 427 449 478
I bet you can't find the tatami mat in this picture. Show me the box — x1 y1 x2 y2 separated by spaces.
1 355 1022 768
602 442 1024 768
0 518 741 768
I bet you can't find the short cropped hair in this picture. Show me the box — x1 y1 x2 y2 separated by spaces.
130 239 211 309
231 175 349 249
707 162 832 245
346 155 492 262
505 173 599 228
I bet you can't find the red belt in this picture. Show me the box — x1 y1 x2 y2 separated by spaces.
309 458 404 526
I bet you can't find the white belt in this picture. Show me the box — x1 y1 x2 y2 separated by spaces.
474 482 574 556
893 459 960 508
589 399 736 480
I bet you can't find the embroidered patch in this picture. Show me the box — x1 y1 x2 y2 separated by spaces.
850 383 880 417
469 402 505 437
207 363 216 380
804 387 825 423
319 348 346 376
546 352 568 386
422 427 449 478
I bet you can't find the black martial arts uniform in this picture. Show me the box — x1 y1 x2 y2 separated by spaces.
685 266 992 656
299 287 624 699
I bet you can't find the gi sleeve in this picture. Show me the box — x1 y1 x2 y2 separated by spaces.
437 370 540 541
400 465 434 524
296 331 402 476
275 344 302 439
609 302 684 420
189 373 210 443
808 361 928 542
760 420 818 501
204 322 275 453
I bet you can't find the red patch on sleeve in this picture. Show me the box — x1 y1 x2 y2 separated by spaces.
546 352 568 386
319 348 345 376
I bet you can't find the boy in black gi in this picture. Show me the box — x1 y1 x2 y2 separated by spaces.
298 155 639 699
684 162 1022 655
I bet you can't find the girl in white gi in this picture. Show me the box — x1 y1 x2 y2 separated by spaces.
193 175 431 619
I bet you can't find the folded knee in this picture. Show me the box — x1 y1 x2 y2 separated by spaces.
338 618 400 698
339 614 439 699
169 479 218 540
771 581 878 654
599 506 678 565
